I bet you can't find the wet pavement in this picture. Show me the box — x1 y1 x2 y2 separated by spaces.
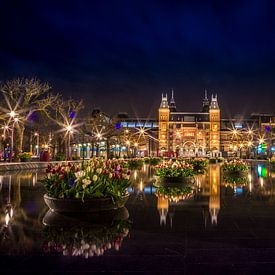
1 162 275 274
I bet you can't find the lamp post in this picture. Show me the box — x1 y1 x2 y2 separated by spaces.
126 140 130 157
134 142 138 157
9 111 18 162
34 132 39 156
66 125 73 160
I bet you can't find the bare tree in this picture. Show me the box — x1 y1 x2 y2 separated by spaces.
0 78 58 154
47 97 84 158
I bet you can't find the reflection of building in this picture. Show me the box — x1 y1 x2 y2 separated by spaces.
158 91 220 157
209 164 220 225
157 196 169 226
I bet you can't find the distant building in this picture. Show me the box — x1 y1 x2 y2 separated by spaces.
97 91 275 158
158 90 220 157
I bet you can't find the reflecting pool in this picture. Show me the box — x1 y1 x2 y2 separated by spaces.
1 162 275 273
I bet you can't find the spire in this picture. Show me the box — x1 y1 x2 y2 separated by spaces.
210 93 219 110
169 89 177 112
202 89 210 112
171 89 175 103
204 89 208 100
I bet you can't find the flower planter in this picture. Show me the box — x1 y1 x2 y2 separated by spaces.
20 158 32 162
44 193 130 213
154 176 195 187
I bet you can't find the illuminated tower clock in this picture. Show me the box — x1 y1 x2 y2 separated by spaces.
158 93 170 155
209 94 220 154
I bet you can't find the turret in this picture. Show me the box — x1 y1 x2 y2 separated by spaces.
210 94 219 110
160 93 169 108
202 89 209 112
169 89 177 112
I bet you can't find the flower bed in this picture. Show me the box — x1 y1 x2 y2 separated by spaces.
18 152 32 162
155 160 195 178
42 159 131 210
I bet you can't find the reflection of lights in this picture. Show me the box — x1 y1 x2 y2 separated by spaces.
5 213 10 226
249 182 252 192
260 177 264 188
257 165 262 176
139 180 143 191
143 164 146 172
134 170 137 180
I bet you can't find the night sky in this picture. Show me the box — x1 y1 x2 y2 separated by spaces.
1 0 275 117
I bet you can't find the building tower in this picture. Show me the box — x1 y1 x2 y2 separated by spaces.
158 93 170 155
209 164 220 225
209 94 220 155
169 89 177 112
202 89 210 112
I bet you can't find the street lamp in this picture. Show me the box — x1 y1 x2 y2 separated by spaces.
134 142 138 157
66 125 74 160
34 132 39 156
9 114 19 162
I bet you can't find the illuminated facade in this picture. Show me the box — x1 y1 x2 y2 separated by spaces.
158 91 221 157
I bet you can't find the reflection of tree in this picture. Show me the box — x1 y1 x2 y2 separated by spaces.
0 176 47 254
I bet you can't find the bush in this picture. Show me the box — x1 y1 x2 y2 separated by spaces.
54 153 66 161
18 152 32 159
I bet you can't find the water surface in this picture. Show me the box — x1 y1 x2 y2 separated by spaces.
1 162 275 273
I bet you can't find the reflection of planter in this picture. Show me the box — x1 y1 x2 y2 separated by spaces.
44 193 130 213
154 176 194 187
223 170 248 178
43 207 130 227
42 208 131 258
156 186 194 202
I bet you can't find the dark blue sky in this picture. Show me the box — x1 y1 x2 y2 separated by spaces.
1 0 275 117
